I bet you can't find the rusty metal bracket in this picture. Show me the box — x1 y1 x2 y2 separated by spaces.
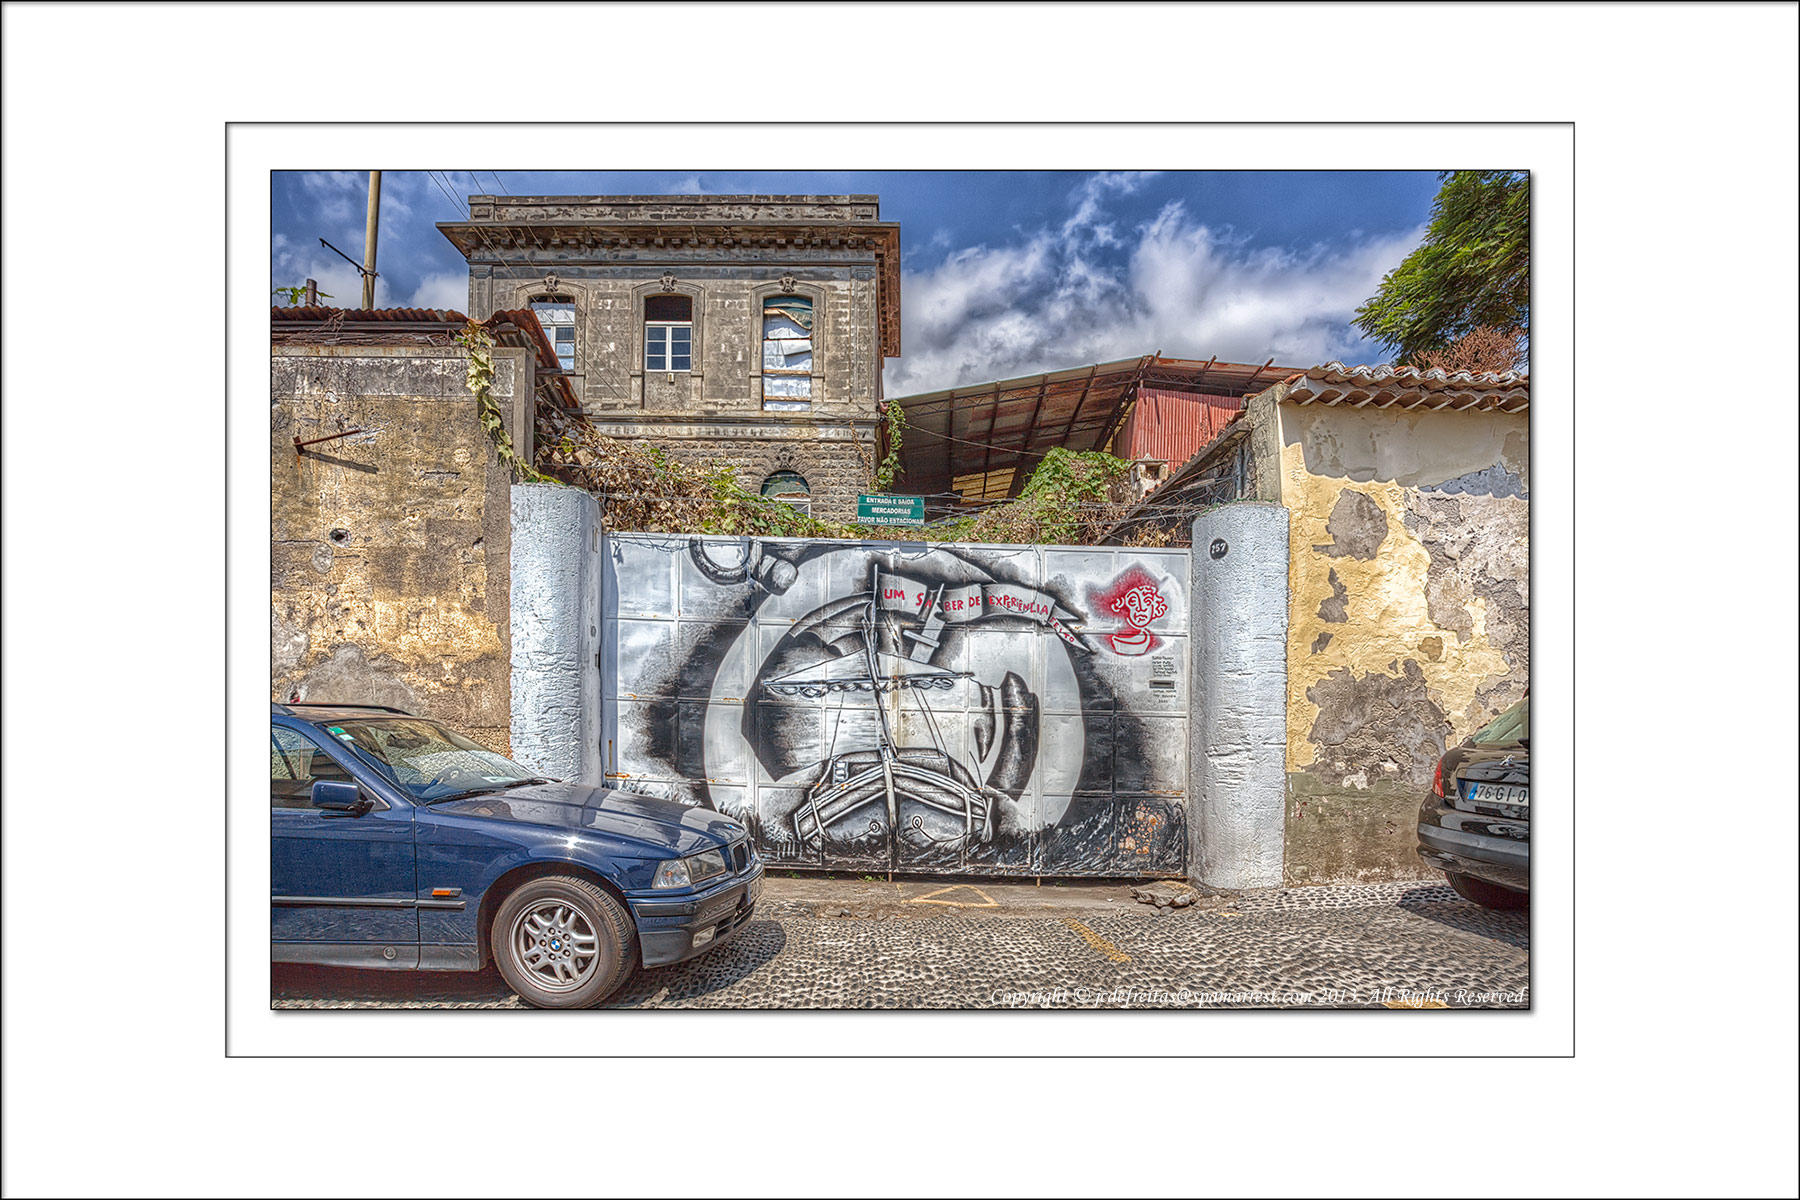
294 428 367 455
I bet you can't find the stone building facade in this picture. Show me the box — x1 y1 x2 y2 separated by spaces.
438 195 902 522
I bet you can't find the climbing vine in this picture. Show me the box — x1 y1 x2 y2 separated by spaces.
457 320 555 485
872 399 905 492
967 447 1132 546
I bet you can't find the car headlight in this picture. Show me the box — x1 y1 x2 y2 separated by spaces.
651 858 691 890
651 848 729 889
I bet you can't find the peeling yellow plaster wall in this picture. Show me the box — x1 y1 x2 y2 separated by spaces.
1277 403 1529 773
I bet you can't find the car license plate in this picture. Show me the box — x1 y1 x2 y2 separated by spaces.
1466 782 1528 807
747 875 763 905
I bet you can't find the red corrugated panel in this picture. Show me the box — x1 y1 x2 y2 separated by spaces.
1116 389 1243 466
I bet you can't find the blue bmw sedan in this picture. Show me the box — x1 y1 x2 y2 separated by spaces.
271 702 763 1008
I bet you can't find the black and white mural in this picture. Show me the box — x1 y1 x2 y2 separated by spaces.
602 535 1191 876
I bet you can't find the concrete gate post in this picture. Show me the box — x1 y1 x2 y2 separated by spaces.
509 484 602 784
1188 503 1290 890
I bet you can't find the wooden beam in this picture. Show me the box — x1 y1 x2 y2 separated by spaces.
1098 357 1152 454
979 380 1003 485
1009 374 1053 495
1054 363 1104 451
945 404 955 497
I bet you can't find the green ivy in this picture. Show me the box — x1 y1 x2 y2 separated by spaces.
873 399 905 492
456 320 557 485
967 447 1131 546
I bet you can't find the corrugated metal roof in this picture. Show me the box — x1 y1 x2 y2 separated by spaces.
893 354 1300 503
1115 389 1244 467
1287 361 1529 412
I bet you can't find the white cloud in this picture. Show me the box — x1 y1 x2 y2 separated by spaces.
1060 170 1159 245
267 240 363 308
884 178 1423 395
407 271 470 312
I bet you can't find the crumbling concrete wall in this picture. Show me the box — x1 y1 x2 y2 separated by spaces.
1275 399 1529 884
270 344 528 751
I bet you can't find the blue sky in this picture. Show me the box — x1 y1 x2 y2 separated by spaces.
271 170 1441 394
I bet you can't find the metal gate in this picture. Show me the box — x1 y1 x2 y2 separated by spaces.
600 534 1191 877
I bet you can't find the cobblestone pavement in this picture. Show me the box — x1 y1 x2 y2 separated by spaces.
271 880 1527 1010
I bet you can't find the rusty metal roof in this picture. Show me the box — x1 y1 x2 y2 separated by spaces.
892 354 1300 502
1288 361 1530 412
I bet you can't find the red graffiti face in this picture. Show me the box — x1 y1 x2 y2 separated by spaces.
1090 567 1169 656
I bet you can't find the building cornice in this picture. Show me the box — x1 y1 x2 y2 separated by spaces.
437 220 902 358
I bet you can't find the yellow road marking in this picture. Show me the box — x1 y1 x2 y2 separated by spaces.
1383 998 1450 1009
906 884 998 908
1063 918 1131 964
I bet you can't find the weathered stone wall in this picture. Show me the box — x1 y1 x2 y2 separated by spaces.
270 344 528 751
578 419 879 523
1273 394 1529 884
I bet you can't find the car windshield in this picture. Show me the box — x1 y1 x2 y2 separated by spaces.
313 717 546 803
1470 697 1529 748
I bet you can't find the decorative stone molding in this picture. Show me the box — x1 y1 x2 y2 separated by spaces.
778 273 797 294
659 271 678 292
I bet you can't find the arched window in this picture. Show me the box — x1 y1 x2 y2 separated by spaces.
761 295 813 409
528 298 577 372
761 469 811 513
644 294 693 372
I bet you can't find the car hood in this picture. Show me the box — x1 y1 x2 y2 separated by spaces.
430 782 744 856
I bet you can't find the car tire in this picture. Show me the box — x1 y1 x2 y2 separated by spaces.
491 875 637 1009
1446 872 1528 910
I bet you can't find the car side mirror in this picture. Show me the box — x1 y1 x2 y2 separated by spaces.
312 780 373 816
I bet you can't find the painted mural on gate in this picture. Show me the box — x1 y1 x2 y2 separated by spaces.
602 535 1191 877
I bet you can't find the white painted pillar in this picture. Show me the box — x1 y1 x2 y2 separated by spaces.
1189 503 1290 890
509 484 602 783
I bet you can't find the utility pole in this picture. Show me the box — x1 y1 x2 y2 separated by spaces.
361 170 381 309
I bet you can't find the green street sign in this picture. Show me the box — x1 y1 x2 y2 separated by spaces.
857 493 925 526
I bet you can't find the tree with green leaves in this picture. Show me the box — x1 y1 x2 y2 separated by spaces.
1354 170 1528 366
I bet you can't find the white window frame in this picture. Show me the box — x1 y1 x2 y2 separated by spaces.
761 294 814 411
529 299 578 373
644 322 693 372
644 295 694 373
